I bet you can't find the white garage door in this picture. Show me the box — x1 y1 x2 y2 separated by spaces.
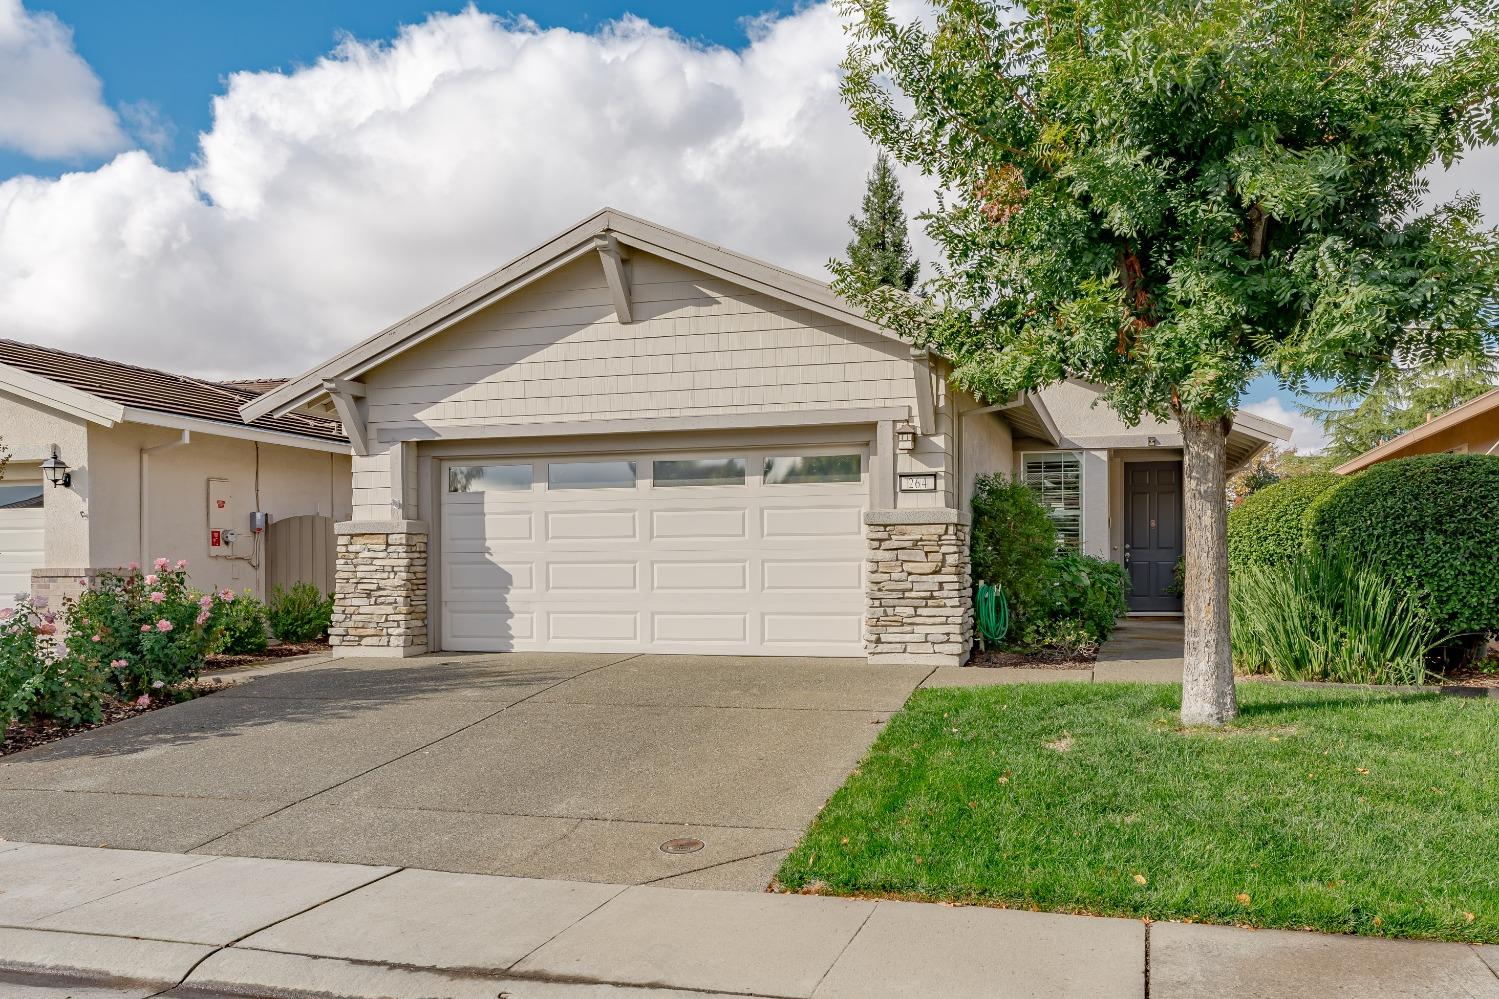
0 477 45 604
440 446 868 655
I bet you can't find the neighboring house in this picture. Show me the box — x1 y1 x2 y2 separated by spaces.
1334 386 1499 474
243 209 1288 664
0 340 352 608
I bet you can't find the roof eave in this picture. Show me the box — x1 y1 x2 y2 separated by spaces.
0 361 126 426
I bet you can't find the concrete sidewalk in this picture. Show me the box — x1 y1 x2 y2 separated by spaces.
2 842 1494 999
924 616 1186 688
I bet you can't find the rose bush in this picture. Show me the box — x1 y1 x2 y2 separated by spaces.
2 596 109 727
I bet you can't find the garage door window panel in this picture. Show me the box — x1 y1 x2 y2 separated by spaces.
548 460 637 490
763 454 861 485
0 485 44 510
652 457 746 487
447 463 533 493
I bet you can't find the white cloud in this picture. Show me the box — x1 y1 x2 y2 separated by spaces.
1241 397 1328 454
0 0 127 159
0 5 933 378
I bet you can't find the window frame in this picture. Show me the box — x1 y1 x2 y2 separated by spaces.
651 456 748 488
1018 450 1085 546
445 462 534 494
546 459 639 491
762 453 863 486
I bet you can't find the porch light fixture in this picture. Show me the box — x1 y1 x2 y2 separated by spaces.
1146 436 1160 447
896 422 917 452
41 450 71 488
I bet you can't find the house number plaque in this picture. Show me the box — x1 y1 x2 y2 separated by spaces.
898 473 937 492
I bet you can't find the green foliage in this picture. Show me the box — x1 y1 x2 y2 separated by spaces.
970 473 1057 618
1230 551 1437 684
1300 353 1499 463
64 560 227 699
211 591 268 655
1 597 108 728
1226 473 1341 573
266 583 334 644
833 0 1499 426
1025 550 1130 647
842 152 920 292
1304 455 1499 648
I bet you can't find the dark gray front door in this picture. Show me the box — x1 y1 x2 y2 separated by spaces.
1124 461 1183 612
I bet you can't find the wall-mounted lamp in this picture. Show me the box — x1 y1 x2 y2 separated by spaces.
41 450 71 488
896 422 917 452
1146 436 1160 447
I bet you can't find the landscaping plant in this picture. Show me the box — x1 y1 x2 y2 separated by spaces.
832 0 1499 725
1229 550 1438 685
1026 550 1130 648
265 582 334 644
1225 473 1341 574
1 596 108 728
65 559 231 700
969 473 1057 622
211 590 269 655
1304 454 1499 664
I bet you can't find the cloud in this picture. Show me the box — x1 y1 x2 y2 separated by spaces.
1241 397 1329 455
0 0 128 159
0 5 934 379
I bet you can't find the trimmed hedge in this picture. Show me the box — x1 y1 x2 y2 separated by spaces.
1304 454 1499 643
1226 473 1341 573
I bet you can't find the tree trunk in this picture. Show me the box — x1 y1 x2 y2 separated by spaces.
1178 410 1237 726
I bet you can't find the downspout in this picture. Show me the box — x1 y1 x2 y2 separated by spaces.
140 431 190 565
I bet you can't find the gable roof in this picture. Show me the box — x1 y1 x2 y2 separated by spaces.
0 339 348 449
1334 386 1499 474
241 208 919 423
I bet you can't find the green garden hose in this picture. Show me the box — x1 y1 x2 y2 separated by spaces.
976 580 1009 650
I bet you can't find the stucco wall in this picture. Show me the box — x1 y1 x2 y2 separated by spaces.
954 387 1015 513
86 423 351 598
1036 381 1173 442
0 391 91 567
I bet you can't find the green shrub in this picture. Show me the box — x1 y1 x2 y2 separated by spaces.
1304 454 1499 653
1229 550 1438 685
1029 550 1129 644
211 591 268 655
65 559 229 699
1226 473 1341 573
970 473 1057 617
2 596 108 727
266 583 333 643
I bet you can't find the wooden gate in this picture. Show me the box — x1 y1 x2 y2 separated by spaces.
265 514 335 596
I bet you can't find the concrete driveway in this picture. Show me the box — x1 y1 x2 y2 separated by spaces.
0 653 930 890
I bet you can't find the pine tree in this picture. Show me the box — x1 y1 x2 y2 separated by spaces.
844 152 919 291
1300 353 1499 462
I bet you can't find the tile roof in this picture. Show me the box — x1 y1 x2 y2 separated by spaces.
0 339 346 444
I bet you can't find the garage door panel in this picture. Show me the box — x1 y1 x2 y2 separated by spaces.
445 508 533 548
652 612 748 644
447 557 534 593
545 509 638 542
761 506 862 539
651 560 749 592
446 609 535 643
0 507 45 602
548 612 639 642
762 559 862 592
547 561 639 592
762 612 863 646
651 507 747 540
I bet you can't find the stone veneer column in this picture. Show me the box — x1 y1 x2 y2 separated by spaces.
864 510 973 666
330 520 429 656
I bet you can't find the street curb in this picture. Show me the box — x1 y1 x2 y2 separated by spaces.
0 924 213 990
177 946 729 998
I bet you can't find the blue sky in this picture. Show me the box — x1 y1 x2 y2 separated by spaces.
3 1 1492 450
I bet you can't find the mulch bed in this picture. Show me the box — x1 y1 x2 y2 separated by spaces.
967 646 1098 670
1435 665 1499 688
203 640 330 671
1 678 231 758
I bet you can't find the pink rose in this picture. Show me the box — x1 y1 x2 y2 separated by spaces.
156 619 174 633
219 590 234 602
141 624 151 633
91 634 102 642
32 596 47 609
36 622 56 635
42 611 55 623
77 578 87 586
0 607 12 621
195 610 210 626
128 561 140 571
176 559 188 569
149 591 167 604
198 595 213 609
152 680 165 689
144 574 158 586
153 558 170 570
135 694 151 707
110 659 128 669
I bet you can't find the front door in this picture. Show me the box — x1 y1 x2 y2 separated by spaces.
1124 461 1182 613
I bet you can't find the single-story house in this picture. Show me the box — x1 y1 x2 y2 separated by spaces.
243 209 1289 664
0 340 352 608
1334 386 1499 474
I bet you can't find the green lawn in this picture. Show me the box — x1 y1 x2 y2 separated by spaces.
777 683 1499 943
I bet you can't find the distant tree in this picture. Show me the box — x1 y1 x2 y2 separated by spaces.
1226 445 1335 506
833 0 1499 726
1300 353 1499 462
841 152 919 291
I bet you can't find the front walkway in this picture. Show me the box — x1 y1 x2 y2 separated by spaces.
924 616 1185 687
2 842 1493 999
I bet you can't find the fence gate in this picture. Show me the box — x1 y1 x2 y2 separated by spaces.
265 514 335 597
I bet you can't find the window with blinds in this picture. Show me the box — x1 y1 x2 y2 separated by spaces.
1021 451 1083 545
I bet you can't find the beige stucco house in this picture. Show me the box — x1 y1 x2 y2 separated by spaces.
0 341 352 608
1334 386 1499 474
243 209 1288 664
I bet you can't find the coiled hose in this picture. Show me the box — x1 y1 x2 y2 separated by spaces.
976 580 1009 650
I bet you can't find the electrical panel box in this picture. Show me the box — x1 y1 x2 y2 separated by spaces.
207 477 232 556
251 511 270 534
